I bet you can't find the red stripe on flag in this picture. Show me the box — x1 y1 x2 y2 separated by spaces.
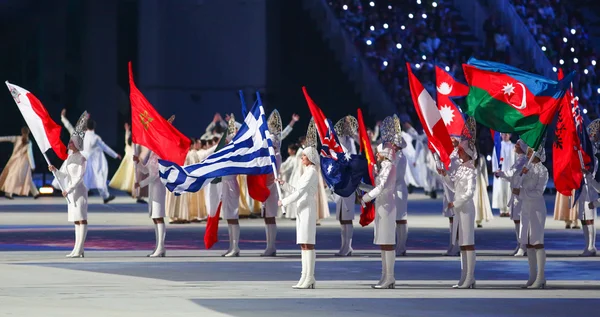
26 93 68 160
204 201 222 249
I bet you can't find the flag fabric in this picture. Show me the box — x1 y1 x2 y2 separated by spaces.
435 66 469 136
573 100 595 205
407 63 454 169
491 130 502 169
129 62 191 165
5 82 68 160
238 91 270 203
357 108 375 227
462 58 573 149
302 87 367 197
204 201 222 249
158 101 274 195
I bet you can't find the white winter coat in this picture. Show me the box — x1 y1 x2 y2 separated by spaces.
137 151 166 218
54 152 88 222
281 164 319 244
362 159 397 245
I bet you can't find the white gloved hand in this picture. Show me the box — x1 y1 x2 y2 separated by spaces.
362 193 373 203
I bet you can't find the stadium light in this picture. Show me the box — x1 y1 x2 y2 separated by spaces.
563 37 568 43
559 59 564 65
597 88 600 94
396 43 402 49
369 1 375 7
574 57 579 64
445 66 450 72
552 67 557 72
343 5 348 10
592 60 597 66
39 186 54 195
584 108 588 114
584 69 589 75
417 0 421 4
422 55 427 60
383 23 389 29
571 47 575 53
486 155 491 161
415 63 421 69
422 13 427 19
388 5 392 9
383 61 388 67
541 46 546 52
432 2 438 7
401 25 406 30
571 29 576 35
370 25 375 31
366 40 372 45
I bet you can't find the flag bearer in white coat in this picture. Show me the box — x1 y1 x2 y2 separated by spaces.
278 146 320 289
221 120 242 257
49 113 89 258
514 147 549 289
134 150 167 257
580 120 600 256
492 133 515 217
83 119 121 203
440 119 477 289
360 142 397 289
496 139 529 256
441 137 461 256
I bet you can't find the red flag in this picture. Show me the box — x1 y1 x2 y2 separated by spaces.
204 201 222 249
357 108 375 227
302 86 344 159
553 69 586 195
435 66 468 136
247 174 270 202
6 82 68 160
407 63 454 169
128 62 190 165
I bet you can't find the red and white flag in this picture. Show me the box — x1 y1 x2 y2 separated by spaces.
407 63 454 169
5 81 68 160
435 66 469 136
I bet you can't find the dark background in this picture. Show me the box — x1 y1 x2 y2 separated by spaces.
0 0 369 175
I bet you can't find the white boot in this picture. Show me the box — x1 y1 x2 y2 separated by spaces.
335 225 346 256
261 224 277 256
336 224 353 256
222 224 233 257
147 223 158 257
529 248 546 289
457 250 475 289
396 223 408 256
68 224 87 258
66 224 79 257
297 250 316 289
452 251 467 288
224 224 240 257
374 251 386 287
292 250 307 288
511 223 521 255
580 225 597 256
444 222 454 255
374 251 395 289
521 248 537 288
149 223 166 257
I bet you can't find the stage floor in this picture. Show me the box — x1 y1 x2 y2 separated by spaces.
0 193 598 316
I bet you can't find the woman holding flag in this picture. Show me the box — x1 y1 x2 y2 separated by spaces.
360 142 397 289
277 146 320 289
440 118 477 289
48 113 89 258
515 147 549 289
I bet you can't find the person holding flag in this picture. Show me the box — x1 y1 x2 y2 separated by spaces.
441 137 462 256
360 141 397 289
48 112 89 258
496 139 530 256
514 146 549 289
440 117 478 289
277 146 320 289
580 119 600 257
220 119 243 257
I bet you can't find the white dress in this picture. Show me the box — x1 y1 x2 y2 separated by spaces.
443 161 476 246
364 159 397 245
517 162 548 245
492 141 515 212
137 151 166 218
82 131 119 192
395 149 408 221
499 153 528 220
474 156 494 223
401 130 423 188
282 150 303 219
54 152 88 222
442 149 461 218
281 164 319 244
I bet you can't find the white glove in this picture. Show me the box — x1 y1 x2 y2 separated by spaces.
362 193 373 203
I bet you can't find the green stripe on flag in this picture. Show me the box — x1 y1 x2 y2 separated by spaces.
465 86 547 149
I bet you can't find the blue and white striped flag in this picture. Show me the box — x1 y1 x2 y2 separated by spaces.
158 102 274 194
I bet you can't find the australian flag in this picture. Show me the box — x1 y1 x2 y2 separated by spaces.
302 87 367 197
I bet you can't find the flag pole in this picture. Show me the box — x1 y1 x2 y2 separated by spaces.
256 93 286 215
42 153 70 204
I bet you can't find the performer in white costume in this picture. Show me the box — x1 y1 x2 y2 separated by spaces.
492 133 515 217
441 119 477 289
579 119 600 256
393 134 409 256
135 150 167 257
48 113 89 258
474 150 493 227
280 143 301 219
221 120 242 257
496 139 529 256
203 135 222 222
109 122 149 203
278 146 320 289
361 142 397 289
441 137 461 256
333 116 358 257
0 127 39 199
515 147 549 289
83 119 121 203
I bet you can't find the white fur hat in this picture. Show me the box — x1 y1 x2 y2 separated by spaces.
459 139 477 160
302 146 319 165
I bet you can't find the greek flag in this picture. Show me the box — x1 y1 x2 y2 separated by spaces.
159 103 274 194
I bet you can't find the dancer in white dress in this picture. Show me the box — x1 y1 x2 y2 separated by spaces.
361 142 397 289
440 119 477 289
48 113 89 258
278 146 320 289
492 133 515 217
83 119 121 203
515 147 549 289
496 139 529 256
